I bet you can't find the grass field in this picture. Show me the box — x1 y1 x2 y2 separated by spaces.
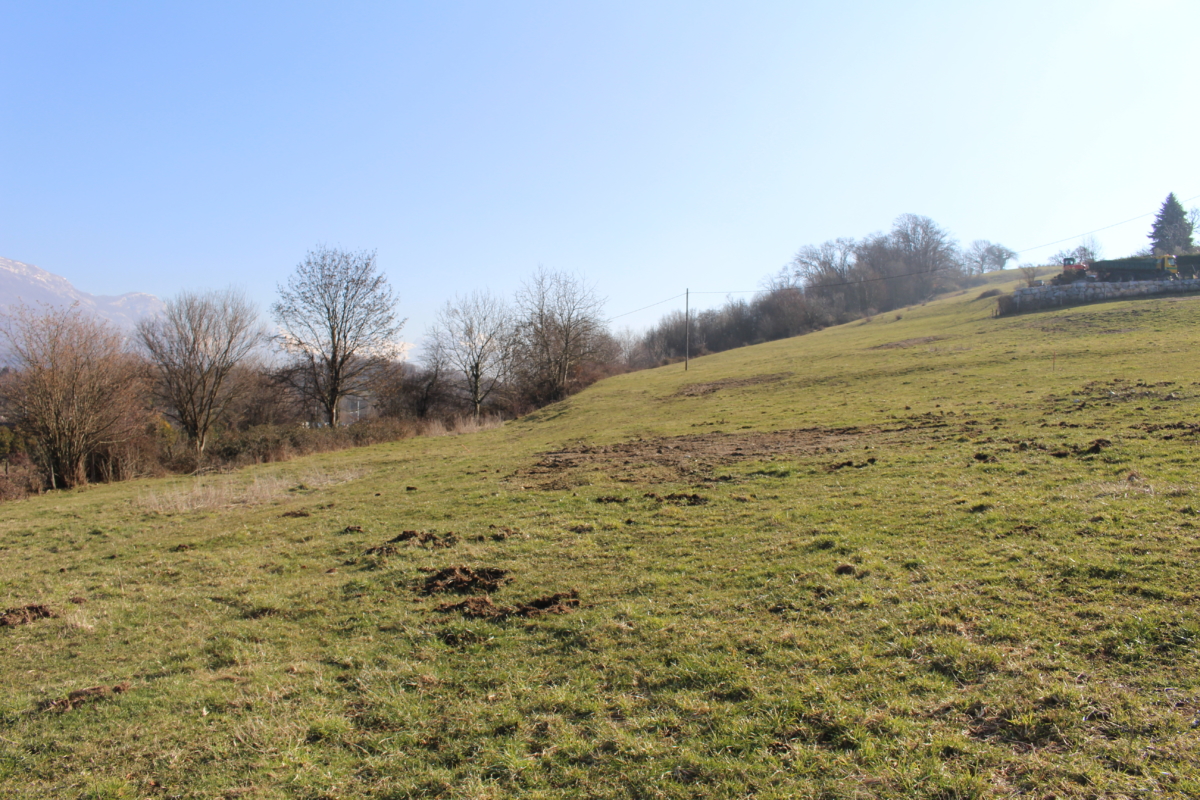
3 273 1200 798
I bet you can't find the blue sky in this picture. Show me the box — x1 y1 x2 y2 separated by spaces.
3 1 1198 339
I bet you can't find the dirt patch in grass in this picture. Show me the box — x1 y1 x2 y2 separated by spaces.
421 566 511 595
486 525 519 540
366 531 458 554
1 604 56 627
644 492 709 506
40 682 130 713
1071 378 1183 404
516 426 873 487
436 591 580 620
672 373 790 397
826 457 876 472
871 336 942 349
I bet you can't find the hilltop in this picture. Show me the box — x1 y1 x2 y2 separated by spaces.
1 272 1199 798
0 257 163 328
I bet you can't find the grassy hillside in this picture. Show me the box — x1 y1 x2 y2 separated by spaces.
3 274 1200 799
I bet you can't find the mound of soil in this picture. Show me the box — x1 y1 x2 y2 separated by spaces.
281 510 310 518
422 566 511 595
437 590 580 620
395 530 458 546
366 531 458 553
644 492 709 506
826 457 876 471
41 682 130 713
1 604 56 627
487 525 520 540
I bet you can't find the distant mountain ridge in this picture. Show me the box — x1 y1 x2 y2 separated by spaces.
0 256 163 328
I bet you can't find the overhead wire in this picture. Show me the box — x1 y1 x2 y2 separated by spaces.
609 197 1198 323
1016 192 1200 254
607 266 948 322
606 292 685 322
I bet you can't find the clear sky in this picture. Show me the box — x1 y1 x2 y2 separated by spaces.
3 1 1198 341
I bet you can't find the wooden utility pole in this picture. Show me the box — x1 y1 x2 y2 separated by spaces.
684 288 689 371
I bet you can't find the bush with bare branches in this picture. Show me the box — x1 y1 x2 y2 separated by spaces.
1 306 149 489
137 288 265 454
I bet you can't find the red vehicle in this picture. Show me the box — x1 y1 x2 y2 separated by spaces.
1052 256 1089 284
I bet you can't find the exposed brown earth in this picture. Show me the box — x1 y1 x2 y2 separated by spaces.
672 373 791 397
486 525 520 540
365 531 458 554
436 591 580 620
515 426 873 488
421 566 511 594
871 336 942 349
0 604 56 627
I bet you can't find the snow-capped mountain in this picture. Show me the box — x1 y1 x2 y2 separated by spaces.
0 257 163 328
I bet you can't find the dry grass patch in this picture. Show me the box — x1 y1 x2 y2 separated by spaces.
134 467 365 513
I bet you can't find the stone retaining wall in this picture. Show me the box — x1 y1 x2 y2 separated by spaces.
1004 278 1200 313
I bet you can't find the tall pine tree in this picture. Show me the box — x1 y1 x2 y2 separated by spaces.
1149 192 1193 254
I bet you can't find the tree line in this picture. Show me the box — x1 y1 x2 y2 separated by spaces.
629 213 1015 365
0 247 624 493
0 210 1065 494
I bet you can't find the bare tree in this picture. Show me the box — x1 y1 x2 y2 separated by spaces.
790 238 857 285
1049 237 1101 267
964 240 1019 274
512 268 606 405
1018 263 1041 287
137 288 264 454
272 246 405 426
1 305 147 489
429 291 513 419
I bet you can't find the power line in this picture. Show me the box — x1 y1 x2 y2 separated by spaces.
608 266 946 322
1017 193 1200 254
606 292 685 322
685 269 944 298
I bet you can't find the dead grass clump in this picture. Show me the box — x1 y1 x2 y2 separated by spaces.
135 467 364 514
40 682 130 713
417 414 505 438
0 604 56 627
421 566 511 594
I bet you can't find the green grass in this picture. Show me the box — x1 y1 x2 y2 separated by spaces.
3 274 1200 798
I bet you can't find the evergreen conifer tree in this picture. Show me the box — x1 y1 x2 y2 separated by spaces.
1149 192 1193 254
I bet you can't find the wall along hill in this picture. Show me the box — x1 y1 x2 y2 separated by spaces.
2 272 1199 798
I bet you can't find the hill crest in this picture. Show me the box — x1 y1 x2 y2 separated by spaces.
0 256 163 328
